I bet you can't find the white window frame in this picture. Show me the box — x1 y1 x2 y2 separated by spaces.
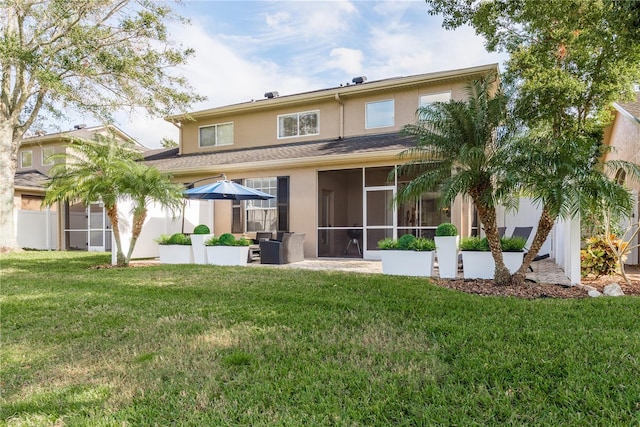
277 110 319 139
365 99 395 129
42 146 55 166
419 91 451 107
199 122 234 148
244 177 278 232
20 150 33 168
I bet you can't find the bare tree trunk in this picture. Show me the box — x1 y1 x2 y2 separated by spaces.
512 204 557 285
0 122 19 251
106 204 126 266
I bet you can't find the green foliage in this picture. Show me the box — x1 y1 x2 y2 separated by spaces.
459 236 490 251
377 235 434 251
500 236 527 252
166 233 191 245
411 238 436 251
397 234 417 249
218 233 237 246
435 222 458 236
377 238 396 250
461 236 526 252
1 0 204 249
193 224 210 235
580 235 625 277
154 234 171 245
206 233 250 246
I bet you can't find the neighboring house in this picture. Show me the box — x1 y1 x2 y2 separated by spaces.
144 64 497 260
603 91 640 265
15 124 138 251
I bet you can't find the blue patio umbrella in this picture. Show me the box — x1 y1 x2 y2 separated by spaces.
183 179 275 201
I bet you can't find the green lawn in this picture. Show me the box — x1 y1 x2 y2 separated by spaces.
1 252 639 426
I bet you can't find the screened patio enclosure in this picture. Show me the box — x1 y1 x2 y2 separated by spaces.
317 166 450 259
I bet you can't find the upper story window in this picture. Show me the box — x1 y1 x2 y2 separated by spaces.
419 91 451 107
419 92 451 121
278 111 319 139
366 99 394 129
20 150 33 168
199 122 234 148
42 147 55 166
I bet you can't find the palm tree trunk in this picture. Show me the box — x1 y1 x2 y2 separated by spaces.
512 204 557 285
125 209 147 265
106 204 126 266
470 189 511 286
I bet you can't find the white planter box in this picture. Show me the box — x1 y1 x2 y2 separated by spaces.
205 245 250 266
158 245 193 264
503 251 525 274
434 235 459 279
462 251 525 279
190 234 213 265
380 250 435 277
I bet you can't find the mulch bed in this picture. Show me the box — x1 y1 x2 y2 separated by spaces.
433 265 640 299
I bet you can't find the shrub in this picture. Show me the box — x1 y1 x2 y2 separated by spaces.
193 224 211 235
166 233 191 245
459 236 489 251
435 222 458 237
500 236 526 252
206 233 251 247
397 234 417 250
377 238 396 250
155 234 172 245
581 235 624 277
218 233 237 246
377 235 434 251
411 238 436 251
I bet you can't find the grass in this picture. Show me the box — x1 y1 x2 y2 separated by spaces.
1 251 639 426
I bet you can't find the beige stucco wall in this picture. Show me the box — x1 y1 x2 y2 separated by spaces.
179 80 472 156
606 111 640 192
199 158 471 259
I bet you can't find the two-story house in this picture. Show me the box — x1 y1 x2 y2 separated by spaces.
142 64 498 260
15 124 137 251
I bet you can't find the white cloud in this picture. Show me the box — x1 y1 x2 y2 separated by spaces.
327 47 364 75
115 1 506 148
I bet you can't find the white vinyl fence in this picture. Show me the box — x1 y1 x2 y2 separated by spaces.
112 198 214 264
17 209 57 250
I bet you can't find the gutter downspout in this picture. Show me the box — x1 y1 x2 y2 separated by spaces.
170 121 183 155
334 93 344 139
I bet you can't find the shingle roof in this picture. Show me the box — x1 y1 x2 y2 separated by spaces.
143 132 415 173
15 170 49 190
617 92 640 121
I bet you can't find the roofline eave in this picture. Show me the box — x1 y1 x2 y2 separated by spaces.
157 150 409 178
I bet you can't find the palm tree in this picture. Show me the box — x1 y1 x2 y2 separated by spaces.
395 73 515 285
120 162 184 263
45 134 185 266
503 127 640 284
44 135 139 266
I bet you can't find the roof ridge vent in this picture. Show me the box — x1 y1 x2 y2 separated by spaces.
264 91 279 99
351 76 367 84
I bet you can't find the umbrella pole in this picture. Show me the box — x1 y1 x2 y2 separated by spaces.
181 199 186 233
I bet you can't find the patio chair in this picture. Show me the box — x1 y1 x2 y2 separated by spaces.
509 226 551 272
260 233 305 264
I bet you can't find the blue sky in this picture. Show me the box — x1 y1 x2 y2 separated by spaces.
114 0 507 148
